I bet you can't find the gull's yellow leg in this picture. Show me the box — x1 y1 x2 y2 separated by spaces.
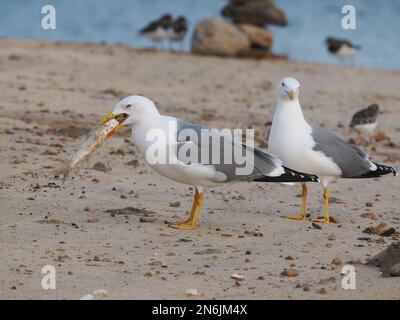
282 183 308 221
170 190 204 230
311 187 330 224
169 192 198 226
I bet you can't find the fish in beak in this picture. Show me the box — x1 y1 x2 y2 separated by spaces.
100 112 128 137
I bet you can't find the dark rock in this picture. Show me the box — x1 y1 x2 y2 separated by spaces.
366 242 400 276
380 228 396 237
222 0 287 27
93 162 111 173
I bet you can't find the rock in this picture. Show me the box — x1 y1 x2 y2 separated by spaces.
327 234 336 241
231 272 245 281
149 260 162 267
366 242 400 276
238 24 273 49
125 160 139 167
319 288 327 294
363 223 388 235
93 162 111 173
360 212 378 220
139 216 156 223
312 222 322 229
329 216 341 224
169 201 181 208
380 228 396 237
192 18 250 57
92 289 108 297
185 288 200 297
222 0 287 27
281 269 299 277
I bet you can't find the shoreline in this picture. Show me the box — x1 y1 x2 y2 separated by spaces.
2 37 399 72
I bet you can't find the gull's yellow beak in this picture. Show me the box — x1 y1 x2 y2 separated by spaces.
100 112 126 137
100 112 117 125
287 90 296 100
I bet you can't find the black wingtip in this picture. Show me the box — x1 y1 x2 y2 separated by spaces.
254 167 319 183
351 162 397 179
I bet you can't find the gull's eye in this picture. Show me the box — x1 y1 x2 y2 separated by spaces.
125 104 132 109
281 82 285 86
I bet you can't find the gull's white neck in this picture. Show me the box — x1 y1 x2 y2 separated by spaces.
272 98 309 130
268 97 313 164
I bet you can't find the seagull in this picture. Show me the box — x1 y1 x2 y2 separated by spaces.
138 14 172 49
325 37 360 63
350 104 379 139
268 77 396 224
169 16 188 50
100 95 319 230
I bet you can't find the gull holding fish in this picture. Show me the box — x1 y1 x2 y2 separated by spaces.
95 95 318 230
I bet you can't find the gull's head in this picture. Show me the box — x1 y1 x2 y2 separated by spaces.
100 95 160 129
278 77 300 102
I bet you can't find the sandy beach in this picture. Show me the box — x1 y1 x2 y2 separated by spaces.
0 39 399 299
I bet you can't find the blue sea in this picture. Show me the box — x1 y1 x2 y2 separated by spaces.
0 0 399 69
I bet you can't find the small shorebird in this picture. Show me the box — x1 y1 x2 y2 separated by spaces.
99 95 318 230
350 104 379 141
268 77 396 224
325 37 360 63
139 14 172 49
169 16 188 50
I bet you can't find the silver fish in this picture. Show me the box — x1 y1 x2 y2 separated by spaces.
59 116 125 180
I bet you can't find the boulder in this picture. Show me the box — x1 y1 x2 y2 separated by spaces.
366 242 400 277
238 24 273 49
222 0 287 27
191 18 250 57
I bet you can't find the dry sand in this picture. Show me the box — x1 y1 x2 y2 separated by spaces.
0 39 399 299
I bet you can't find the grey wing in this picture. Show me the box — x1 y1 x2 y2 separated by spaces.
312 127 374 177
176 119 283 182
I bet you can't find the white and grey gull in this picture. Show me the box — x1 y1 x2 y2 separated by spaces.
268 77 396 224
100 95 318 230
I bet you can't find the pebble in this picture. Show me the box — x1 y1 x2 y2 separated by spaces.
93 162 111 173
331 258 342 266
312 222 322 229
139 216 156 223
169 201 181 207
360 212 378 220
231 273 245 281
327 234 336 241
281 269 299 277
185 288 199 297
319 288 327 294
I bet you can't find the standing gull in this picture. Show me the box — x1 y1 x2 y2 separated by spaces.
268 77 396 224
100 95 318 230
